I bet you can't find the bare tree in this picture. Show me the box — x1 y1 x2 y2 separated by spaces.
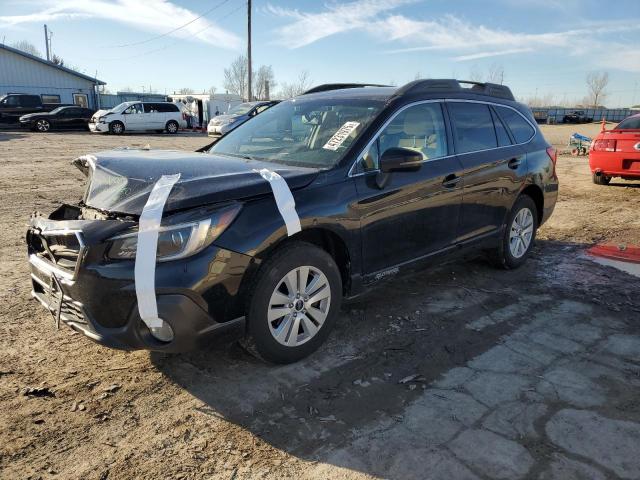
178 87 194 95
254 65 276 100
487 63 505 84
52 54 64 66
278 71 312 99
207 86 217 97
11 40 41 57
467 65 483 82
224 55 249 100
586 71 609 107
524 93 556 108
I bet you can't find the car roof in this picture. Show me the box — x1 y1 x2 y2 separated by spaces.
296 86 398 101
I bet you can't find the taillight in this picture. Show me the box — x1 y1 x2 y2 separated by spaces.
592 139 617 152
546 146 557 175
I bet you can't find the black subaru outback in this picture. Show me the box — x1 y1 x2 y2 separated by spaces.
26 80 558 363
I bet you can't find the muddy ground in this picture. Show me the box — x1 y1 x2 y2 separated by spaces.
1 125 639 480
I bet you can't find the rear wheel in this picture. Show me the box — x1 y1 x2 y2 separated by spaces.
109 121 124 135
166 120 179 134
245 242 342 364
35 119 50 132
490 195 538 269
592 173 611 185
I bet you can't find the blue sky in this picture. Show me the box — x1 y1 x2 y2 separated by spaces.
1 0 639 106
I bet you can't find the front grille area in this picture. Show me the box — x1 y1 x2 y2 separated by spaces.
27 229 84 277
31 274 90 328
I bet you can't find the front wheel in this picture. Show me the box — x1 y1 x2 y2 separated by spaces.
109 121 124 135
166 120 179 134
490 195 538 269
35 119 50 132
245 242 342 364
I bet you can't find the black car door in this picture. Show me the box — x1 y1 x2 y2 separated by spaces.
446 101 528 243
352 101 464 276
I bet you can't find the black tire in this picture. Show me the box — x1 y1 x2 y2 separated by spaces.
35 119 50 132
245 242 342 364
166 120 179 134
109 121 124 135
489 195 538 269
592 173 611 185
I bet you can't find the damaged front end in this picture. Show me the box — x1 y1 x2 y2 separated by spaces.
25 148 286 352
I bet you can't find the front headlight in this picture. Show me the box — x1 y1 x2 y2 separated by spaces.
106 205 240 261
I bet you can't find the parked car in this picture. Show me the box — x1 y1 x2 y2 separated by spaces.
19 106 95 132
26 79 558 363
89 101 186 134
207 100 279 138
563 110 593 124
589 113 640 185
0 94 66 125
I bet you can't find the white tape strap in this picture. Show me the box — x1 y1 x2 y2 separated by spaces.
255 168 301 237
134 174 180 329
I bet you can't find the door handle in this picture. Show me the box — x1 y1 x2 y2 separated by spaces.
508 157 522 169
442 173 461 188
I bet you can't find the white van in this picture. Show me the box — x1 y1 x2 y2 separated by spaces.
89 101 186 134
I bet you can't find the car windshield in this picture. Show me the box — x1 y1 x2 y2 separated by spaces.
616 116 640 130
208 97 385 168
229 103 255 115
110 102 132 112
50 107 66 114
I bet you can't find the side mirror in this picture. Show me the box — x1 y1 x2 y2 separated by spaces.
379 147 423 173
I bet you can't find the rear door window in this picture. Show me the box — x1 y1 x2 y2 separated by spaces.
22 96 41 107
495 106 535 144
144 103 159 113
449 102 497 154
490 107 513 147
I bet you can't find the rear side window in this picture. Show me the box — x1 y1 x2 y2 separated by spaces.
491 108 512 147
144 103 160 113
449 102 497 154
156 103 179 113
495 106 535 144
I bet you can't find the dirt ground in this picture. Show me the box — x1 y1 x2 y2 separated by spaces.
1 125 639 480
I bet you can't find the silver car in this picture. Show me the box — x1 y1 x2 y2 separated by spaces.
208 101 279 138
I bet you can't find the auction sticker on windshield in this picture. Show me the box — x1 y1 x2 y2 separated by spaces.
323 121 360 151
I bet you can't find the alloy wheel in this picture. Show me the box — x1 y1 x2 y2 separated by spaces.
36 120 50 132
167 122 178 133
509 207 534 258
267 266 331 347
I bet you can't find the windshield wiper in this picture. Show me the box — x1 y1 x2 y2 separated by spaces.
214 151 264 162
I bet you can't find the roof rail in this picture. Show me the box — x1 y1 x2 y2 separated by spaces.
302 83 391 95
394 79 515 101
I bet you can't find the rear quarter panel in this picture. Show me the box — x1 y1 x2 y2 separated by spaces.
525 134 558 225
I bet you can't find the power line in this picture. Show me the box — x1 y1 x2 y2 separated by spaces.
83 3 244 62
106 0 232 48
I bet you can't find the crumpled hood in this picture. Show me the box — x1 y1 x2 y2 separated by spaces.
73 148 320 216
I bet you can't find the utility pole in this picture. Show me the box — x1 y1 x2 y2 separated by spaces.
247 0 252 102
44 24 50 61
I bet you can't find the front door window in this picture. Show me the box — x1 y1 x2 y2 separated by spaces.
356 102 448 174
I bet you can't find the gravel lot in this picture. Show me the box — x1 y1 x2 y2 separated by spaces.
1 126 639 480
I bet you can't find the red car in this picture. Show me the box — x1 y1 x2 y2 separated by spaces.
589 114 640 185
